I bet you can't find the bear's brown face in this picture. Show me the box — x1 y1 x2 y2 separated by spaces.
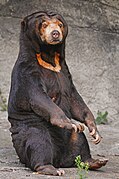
39 18 64 45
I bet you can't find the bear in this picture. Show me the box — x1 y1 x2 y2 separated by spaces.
8 11 108 176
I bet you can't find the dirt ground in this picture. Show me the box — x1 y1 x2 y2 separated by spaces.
0 1 119 179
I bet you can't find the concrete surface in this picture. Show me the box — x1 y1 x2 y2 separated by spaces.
0 111 119 179
0 0 119 178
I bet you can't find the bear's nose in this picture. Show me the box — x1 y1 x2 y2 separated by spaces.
52 30 60 39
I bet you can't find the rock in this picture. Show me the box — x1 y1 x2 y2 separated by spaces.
0 0 119 122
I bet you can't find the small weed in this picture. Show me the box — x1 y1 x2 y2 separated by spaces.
95 111 108 125
75 155 89 179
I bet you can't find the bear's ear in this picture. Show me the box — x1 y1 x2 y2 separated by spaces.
21 18 28 32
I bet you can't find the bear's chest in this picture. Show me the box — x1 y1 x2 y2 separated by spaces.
40 70 71 101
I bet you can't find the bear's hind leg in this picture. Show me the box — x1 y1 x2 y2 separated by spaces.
12 126 65 176
85 158 108 170
34 164 65 176
60 131 108 169
60 131 91 168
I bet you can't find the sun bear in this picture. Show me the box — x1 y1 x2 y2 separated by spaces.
8 11 108 176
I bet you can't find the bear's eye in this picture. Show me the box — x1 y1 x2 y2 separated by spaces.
59 23 63 28
42 22 48 28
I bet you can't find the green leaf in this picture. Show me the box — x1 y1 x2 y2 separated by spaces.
96 111 108 125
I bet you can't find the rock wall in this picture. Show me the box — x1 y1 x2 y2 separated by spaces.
0 0 119 123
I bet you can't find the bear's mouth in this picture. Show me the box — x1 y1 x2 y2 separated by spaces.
49 38 62 45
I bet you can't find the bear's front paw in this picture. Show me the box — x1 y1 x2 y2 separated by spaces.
85 119 102 144
90 129 102 144
50 115 79 132
70 119 85 133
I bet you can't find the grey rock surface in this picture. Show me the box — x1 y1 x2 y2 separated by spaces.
0 0 119 122
0 0 119 178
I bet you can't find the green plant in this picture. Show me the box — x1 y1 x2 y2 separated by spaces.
95 111 108 125
75 155 89 179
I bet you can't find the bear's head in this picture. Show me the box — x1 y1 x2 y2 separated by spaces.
21 11 68 49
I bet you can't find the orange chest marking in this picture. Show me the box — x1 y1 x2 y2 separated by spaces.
36 53 61 72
